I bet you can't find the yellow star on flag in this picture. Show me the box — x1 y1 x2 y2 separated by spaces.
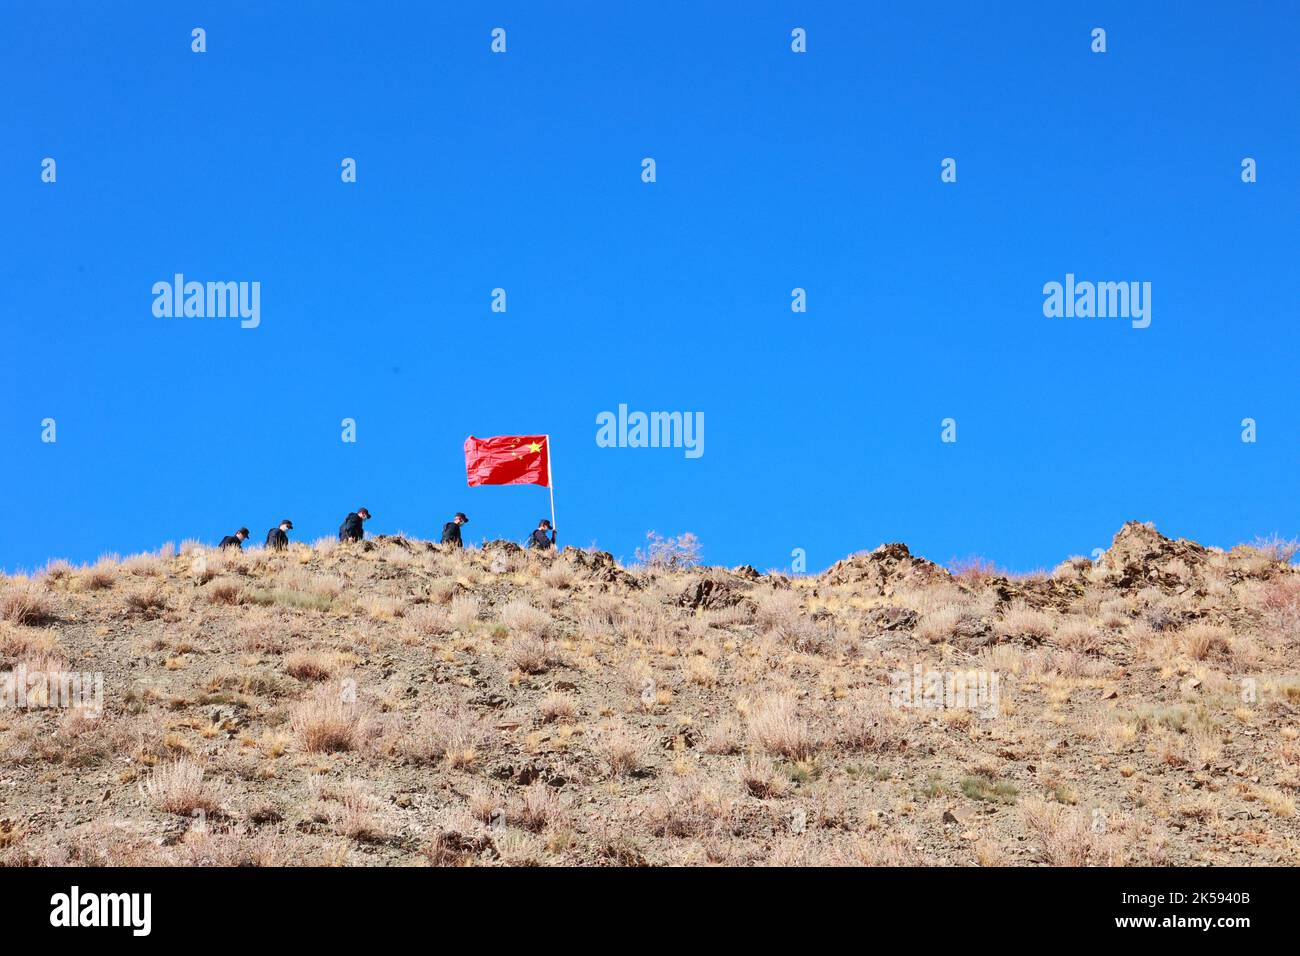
527 441 543 454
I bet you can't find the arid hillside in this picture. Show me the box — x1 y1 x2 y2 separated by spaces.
1 522 1298 866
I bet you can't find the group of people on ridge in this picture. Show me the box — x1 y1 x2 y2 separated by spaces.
218 508 556 552
439 513 555 550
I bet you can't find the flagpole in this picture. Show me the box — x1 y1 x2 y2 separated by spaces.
546 434 556 546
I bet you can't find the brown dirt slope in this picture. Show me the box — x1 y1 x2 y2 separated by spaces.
0 523 1298 866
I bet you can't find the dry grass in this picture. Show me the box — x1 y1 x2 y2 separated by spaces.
997 603 1052 643
538 692 577 723
746 694 817 760
508 637 551 675
206 578 243 605
1021 798 1117 866
124 584 168 617
291 686 365 753
77 559 117 591
397 708 483 768
406 605 451 637
140 760 225 815
284 650 343 682
500 600 552 639
2 522 1298 866
0 584 54 626
597 724 644 777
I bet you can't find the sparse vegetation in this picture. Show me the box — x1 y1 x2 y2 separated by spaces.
0 584 54 626
635 531 701 570
1 521 1297 866
140 759 225 815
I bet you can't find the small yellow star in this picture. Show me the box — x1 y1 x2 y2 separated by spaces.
527 441 543 454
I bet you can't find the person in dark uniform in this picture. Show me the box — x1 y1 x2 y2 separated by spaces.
441 512 469 548
526 519 556 550
219 528 250 550
265 519 293 551
338 507 371 543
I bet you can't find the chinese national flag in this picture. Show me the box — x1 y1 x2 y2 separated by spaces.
464 435 550 487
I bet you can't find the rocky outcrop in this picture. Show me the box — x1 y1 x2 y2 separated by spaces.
822 543 951 596
677 575 754 611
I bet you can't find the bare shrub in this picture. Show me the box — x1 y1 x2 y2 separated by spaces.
773 616 834 655
309 574 346 601
643 781 731 838
687 655 717 687
338 789 388 843
635 531 701 570
0 817 26 850
835 829 924 866
246 588 333 613
39 559 73 582
360 595 406 621
1051 556 1093 580
306 776 388 843
120 553 164 577
428 577 458 605
912 604 964 644
754 590 802 633
1248 534 1300 564
1255 577 1300 641
540 563 574 590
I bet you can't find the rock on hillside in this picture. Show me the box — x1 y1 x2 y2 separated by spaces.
1092 520 1283 593
822 542 951 595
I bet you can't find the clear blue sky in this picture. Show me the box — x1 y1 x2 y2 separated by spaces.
2 1 1297 574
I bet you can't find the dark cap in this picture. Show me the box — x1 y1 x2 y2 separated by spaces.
454 512 468 522
237 527 250 537
539 519 552 529
281 519 294 529
357 508 371 519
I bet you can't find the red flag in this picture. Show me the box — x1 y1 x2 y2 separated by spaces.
464 435 550 487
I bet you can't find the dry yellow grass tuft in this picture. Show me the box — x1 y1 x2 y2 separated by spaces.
140 759 225 815
291 686 366 753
